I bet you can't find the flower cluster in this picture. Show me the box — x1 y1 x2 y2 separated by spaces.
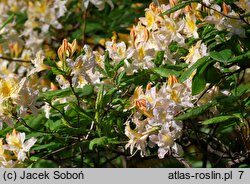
26 0 249 159
0 76 40 128
125 76 193 158
103 1 248 74
0 0 249 167
0 0 68 61
0 129 36 168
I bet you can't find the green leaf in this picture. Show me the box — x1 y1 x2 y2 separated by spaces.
113 59 124 71
153 67 180 77
51 67 66 76
44 58 57 67
75 85 93 97
26 114 47 130
25 132 49 139
242 12 250 17
69 102 93 121
154 51 164 66
89 136 108 150
95 84 104 125
214 96 240 113
165 63 188 71
88 136 119 151
205 66 220 84
45 119 64 131
38 88 72 102
85 22 104 34
180 56 209 82
215 95 239 107
104 52 113 77
0 127 13 137
161 1 199 15
0 14 14 31
95 84 104 111
209 49 232 62
227 51 250 64
201 25 216 39
32 142 60 151
202 115 240 125
107 137 120 145
32 159 58 168
116 71 126 85
38 85 93 102
175 101 217 121
192 72 206 95
191 58 214 95
29 156 40 162
234 83 250 96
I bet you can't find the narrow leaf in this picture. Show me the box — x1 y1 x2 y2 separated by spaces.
202 115 239 125
205 66 220 84
38 88 72 101
89 136 108 150
69 102 93 121
0 14 14 31
104 52 113 77
180 56 209 82
210 49 232 62
227 51 250 63
153 67 180 77
154 51 164 66
175 101 216 121
75 85 93 97
161 1 199 15
192 72 206 95
51 67 66 76
32 142 60 151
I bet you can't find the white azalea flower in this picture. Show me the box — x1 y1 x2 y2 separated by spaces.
28 51 50 76
6 129 37 162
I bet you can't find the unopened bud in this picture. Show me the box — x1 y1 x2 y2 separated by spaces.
70 39 77 56
50 82 58 90
136 98 147 110
130 26 136 47
143 27 149 42
222 2 231 15
9 42 22 58
57 39 74 61
185 5 192 12
149 2 160 13
58 39 67 61
169 0 178 7
168 75 178 87
146 83 151 91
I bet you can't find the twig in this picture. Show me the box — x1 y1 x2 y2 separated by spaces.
207 144 229 158
68 80 81 127
0 56 30 63
172 153 192 168
41 141 80 159
48 102 72 127
82 10 87 46
85 121 95 139
193 83 213 105
226 151 250 167
201 3 243 21
100 155 120 167
69 79 84 167
16 117 54 134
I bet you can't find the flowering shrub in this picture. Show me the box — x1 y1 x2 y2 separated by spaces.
0 0 249 168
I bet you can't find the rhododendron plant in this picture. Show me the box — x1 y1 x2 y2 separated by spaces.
0 0 249 168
